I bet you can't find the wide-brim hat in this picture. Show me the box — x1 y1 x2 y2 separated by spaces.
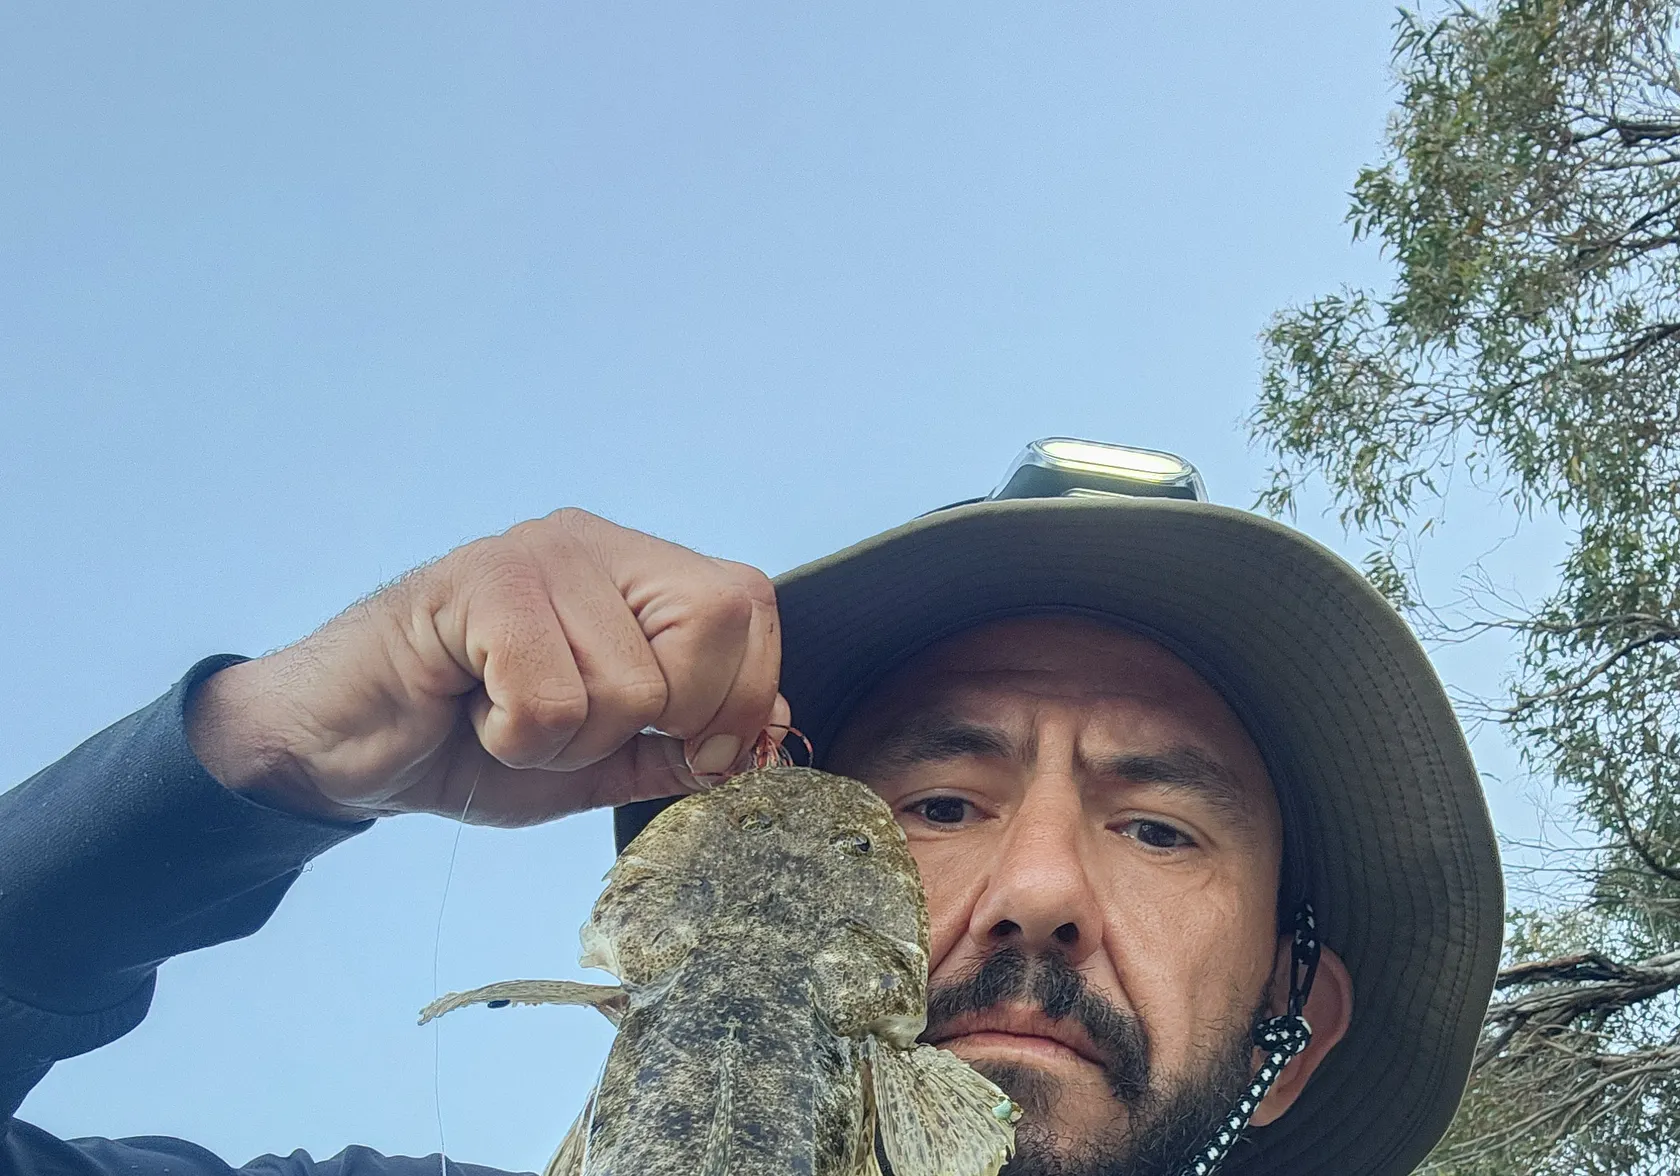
615 496 1503 1176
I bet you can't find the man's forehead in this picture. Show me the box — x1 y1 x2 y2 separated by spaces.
859 614 1239 712
876 667 1207 712
831 615 1275 789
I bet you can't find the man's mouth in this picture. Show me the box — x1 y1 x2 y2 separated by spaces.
929 1005 1108 1069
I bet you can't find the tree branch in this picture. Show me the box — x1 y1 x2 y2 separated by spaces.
1509 627 1680 712
1486 949 1680 1031
1612 118 1680 144
1601 768 1680 884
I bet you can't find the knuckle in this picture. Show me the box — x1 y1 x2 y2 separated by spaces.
511 686 590 735
543 506 604 541
601 668 669 724
717 560 777 607
457 538 546 603
497 510 600 566
696 578 757 631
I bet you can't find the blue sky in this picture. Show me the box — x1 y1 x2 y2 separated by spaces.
3 3 1566 1171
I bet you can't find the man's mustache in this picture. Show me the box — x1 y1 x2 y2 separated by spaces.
922 947 1151 1104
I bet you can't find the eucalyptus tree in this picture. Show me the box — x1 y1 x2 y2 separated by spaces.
1253 2 1680 1171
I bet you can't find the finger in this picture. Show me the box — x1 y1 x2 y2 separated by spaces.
770 693 792 731
636 567 759 741
460 559 591 770
544 567 672 772
425 733 697 827
583 733 702 807
683 589 782 776
706 581 782 742
683 693 793 778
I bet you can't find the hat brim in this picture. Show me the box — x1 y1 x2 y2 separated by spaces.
615 496 1503 1176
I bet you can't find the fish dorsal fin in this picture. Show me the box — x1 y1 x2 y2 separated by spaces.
871 1043 1020 1176
698 1027 740 1176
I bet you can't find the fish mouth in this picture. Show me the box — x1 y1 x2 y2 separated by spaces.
929 1006 1107 1070
577 923 621 978
869 1012 928 1049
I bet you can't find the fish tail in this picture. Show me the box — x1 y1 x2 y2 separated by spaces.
697 1028 739 1176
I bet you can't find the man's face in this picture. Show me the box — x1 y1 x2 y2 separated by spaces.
827 615 1285 1176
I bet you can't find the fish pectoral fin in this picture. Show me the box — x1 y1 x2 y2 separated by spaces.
855 1075 887 1176
870 1043 1020 1176
543 1088 596 1176
417 979 628 1026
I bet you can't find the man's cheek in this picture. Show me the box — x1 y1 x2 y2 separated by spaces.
907 840 981 969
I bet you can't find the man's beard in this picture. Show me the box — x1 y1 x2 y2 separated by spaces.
920 949 1264 1176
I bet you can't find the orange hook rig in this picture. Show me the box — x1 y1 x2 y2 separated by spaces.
689 724 814 782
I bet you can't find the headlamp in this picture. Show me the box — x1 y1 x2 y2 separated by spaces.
989 437 1207 503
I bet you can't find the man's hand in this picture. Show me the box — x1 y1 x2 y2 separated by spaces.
186 509 786 826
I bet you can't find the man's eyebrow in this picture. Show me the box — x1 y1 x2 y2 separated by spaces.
851 723 1259 828
860 713 1018 775
1092 746 1258 827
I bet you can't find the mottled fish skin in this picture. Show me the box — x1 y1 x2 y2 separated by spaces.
577 768 926 1176
422 767 1017 1176
581 948 866 1176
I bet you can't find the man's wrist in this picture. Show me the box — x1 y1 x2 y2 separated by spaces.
185 657 370 825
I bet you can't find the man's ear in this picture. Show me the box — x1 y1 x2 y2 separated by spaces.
1249 935 1352 1127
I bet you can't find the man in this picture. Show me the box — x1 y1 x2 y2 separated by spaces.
0 475 1503 1175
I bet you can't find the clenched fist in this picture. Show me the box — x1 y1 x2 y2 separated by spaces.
187 509 787 826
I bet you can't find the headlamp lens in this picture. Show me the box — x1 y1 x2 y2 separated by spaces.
989 436 1207 503
1037 438 1188 482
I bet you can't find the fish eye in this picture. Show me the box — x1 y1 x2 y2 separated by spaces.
738 808 777 832
832 831 872 856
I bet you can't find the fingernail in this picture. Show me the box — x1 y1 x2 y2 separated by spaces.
690 734 742 777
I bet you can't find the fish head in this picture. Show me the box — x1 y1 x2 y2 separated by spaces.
716 766 926 947
717 767 932 1045
581 787 727 986
594 767 931 1041
580 852 715 987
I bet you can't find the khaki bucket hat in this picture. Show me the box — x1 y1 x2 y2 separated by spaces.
615 495 1504 1176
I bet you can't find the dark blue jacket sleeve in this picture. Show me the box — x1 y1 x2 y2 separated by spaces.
0 659 523 1176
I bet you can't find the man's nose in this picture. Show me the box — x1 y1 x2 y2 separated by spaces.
966 773 1103 964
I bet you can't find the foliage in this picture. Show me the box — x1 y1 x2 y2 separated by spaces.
1252 1 1680 1171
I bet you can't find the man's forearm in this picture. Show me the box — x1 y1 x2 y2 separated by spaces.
0 657 369 1121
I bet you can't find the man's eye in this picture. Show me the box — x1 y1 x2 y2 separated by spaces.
1125 819 1193 850
911 796 970 825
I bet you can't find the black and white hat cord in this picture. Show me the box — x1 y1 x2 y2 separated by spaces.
1174 903 1320 1176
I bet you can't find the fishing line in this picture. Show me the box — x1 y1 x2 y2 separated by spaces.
424 737 679 1176
433 765 483 1176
